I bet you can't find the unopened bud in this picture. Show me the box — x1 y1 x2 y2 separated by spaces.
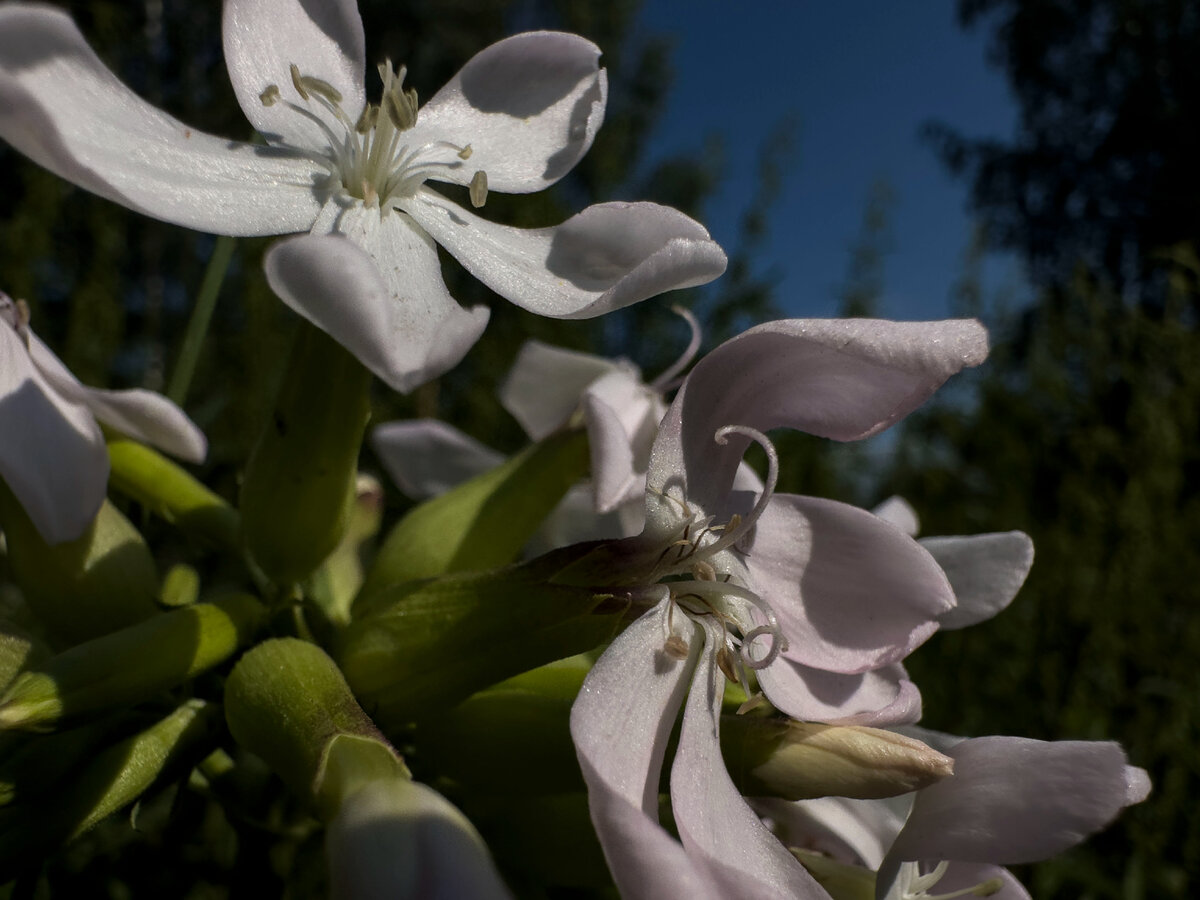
723 719 954 801
791 849 875 900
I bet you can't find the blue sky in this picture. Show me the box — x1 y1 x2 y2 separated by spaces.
634 0 1026 319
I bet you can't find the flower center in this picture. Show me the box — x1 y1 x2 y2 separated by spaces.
261 63 488 210
652 425 789 684
894 862 1004 900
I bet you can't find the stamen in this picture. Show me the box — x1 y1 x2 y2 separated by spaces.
469 170 489 208
289 63 309 101
296 73 342 105
716 645 740 683
900 861 1005 899
458 145 474 160
693 425 779 558
670 579 787 671
650 305 703 391
259 84 281 106
355 104 378 134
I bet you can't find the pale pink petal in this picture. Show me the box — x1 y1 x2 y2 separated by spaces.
670 618 827 899
930 863 1030 900
921 532 1034 630
741 495 953 673
582 370 661 514
888 737 1145 866
498 340 626 441
756 660 923 726
0 6 321 235
871 496 920 537
401 190 727 318
406 32 606 193
646 319 988 524
28 335 205 463
266 206 489 393
0 324 106 543
223 0 365 151
524 484 636 557
370 419 503 500
753 796 903 869
327 779 512 900
569 599 717 900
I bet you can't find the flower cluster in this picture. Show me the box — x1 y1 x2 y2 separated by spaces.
0 1 1149 898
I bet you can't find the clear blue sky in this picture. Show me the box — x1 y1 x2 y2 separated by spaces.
634 0 1026 320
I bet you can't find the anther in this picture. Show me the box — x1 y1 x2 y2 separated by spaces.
259 84 281 106
716 645 740 683
692 560 717 581
297 74 343 105
355 104 378 134
469 170 489 208
289 63 309 101
458 145 474 160
663 634 690 660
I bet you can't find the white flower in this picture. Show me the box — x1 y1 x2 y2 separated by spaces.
0 1 727 391
0 292 205 543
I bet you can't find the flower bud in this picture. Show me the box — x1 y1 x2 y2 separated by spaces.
0 484 160 646
223 637 406 818
338 562 623 729
240 323 372 584
791 849 875 900
361 426 588 595
722 719 954 801
0 592 263 731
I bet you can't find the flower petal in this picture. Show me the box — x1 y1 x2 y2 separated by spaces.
921 532 1034 630
753 796 904 869
569 599 717 900
370 419 503 500
871 496 920 537
223 0 366 150
582 370 662 514
401 190 728 317
887 737 1144 867
929 863 1030 900
670 618 827 899
28 335 206 463
646 319 988 523
0 325 106 543
326 778 512 900
742 495 954 673
498 339 626 440
408 32 606 193
525 484 639 557
266 205 490 393
756 660 923 726
0 5 322 235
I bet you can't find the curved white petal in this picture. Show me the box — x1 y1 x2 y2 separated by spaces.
0 325 106 544
223 0 365 150
327 778 512 900
402 190 728 318
871 496 920 537
28 335 206 463
0 6 322 235
921 532 1034 630
887 737 1143 867
498 339 626 441
371 419 503 500
408 31 606 193
525 484 639 557
266 204 490 393
742 495 954 673
756 659 923 726
645 318 988 527
582 370 661 514
753 796 904 869
569 599 717 900
670 618 826 899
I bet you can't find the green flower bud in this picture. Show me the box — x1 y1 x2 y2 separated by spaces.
0 592 263 731
106 438 239 552
306 473 384 627
361 426 588 594
721 718 954 801
240 323 372 585
224 638 406 819
791 849 876 900
338 561 625 729
415 656 589 796
0 483 160 647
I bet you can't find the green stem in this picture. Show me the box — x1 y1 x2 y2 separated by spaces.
167 234 235 406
